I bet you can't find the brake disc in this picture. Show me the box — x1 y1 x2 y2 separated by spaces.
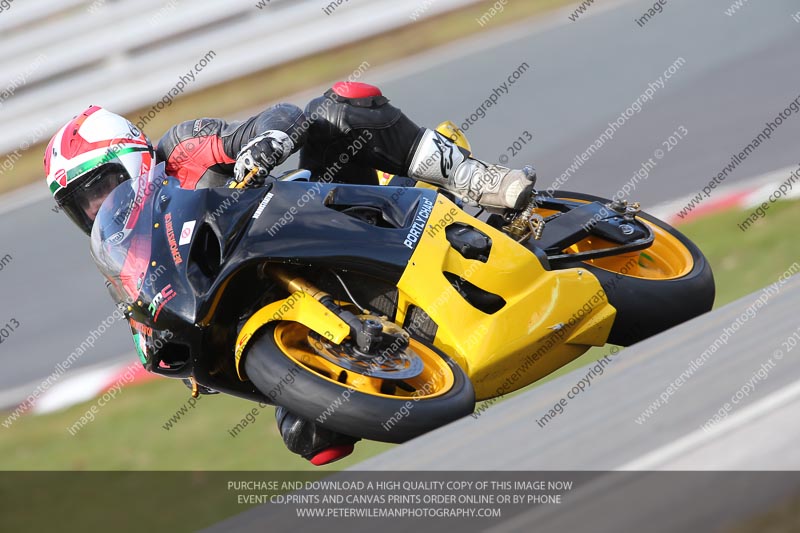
307 316 424 380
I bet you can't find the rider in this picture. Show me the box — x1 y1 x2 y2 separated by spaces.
45 82 536 465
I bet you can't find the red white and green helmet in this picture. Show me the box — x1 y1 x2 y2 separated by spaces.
45 105 155 235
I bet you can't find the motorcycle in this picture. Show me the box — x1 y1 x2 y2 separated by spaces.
91 122 714 445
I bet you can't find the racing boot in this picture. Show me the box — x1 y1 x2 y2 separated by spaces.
407 129 536 209
275 406 360 466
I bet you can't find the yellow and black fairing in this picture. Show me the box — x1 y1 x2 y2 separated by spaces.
392 194 616 401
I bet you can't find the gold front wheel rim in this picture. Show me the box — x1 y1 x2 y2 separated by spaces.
273 322 456 400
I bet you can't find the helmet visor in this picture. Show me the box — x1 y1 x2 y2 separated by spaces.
57 164 130 235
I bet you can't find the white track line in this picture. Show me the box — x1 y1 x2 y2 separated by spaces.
31 363 125 414
0 352 134 412
647 164 799 222
618 377 800 470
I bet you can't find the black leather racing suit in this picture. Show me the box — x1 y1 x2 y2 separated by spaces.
155 84 424 189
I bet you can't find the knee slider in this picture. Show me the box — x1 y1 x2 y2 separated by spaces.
275 406 359 460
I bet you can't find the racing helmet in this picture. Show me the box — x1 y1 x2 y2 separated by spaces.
45 105 155 235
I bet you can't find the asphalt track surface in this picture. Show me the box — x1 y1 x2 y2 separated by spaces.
1 0 799 402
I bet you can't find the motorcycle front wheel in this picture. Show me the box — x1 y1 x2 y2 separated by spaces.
243 321 475 443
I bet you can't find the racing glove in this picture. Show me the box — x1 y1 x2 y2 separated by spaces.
233 130 294 186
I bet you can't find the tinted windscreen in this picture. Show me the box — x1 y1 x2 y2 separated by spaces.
90 172 160 302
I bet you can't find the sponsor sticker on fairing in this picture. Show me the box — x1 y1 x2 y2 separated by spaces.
164 213 183 265
403 197 434 249
252 192 274 220
178 220 196 246
149 284 177 322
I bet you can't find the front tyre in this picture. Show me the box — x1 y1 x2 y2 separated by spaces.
243 322 475 443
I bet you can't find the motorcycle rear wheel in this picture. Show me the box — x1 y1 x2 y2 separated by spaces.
544 191 715 345
243 321 475 443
